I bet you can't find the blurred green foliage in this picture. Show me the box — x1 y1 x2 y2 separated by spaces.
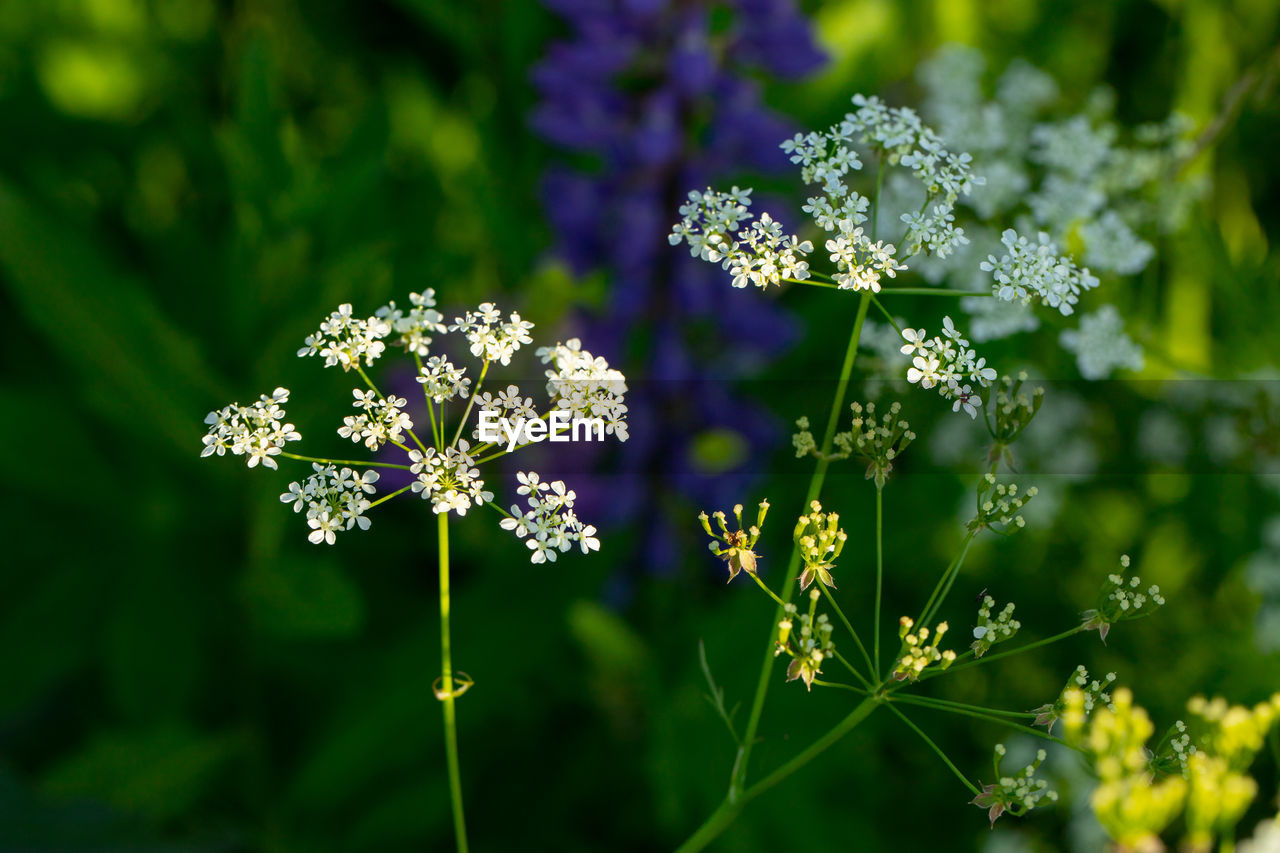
1 0 1278 851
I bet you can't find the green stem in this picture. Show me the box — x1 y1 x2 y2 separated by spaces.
883 701 980 796
749 572 787 608
878 287 990 297
811 679 867 694
831 649 875 691
437 512 469 853
874 488 883 675
916 627 1084 683
450 360 489 448
368 484 413 508
279 452 414 471
729 292 871 801
892 694 1074 750
868 294 904 336
819 584 875 679
676 698 879 853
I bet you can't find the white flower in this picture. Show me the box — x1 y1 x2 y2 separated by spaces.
1059 305 1145 379
409 442 492 516
900 318 995 419
500 470 600 564
980 228 1099 316
418 356 470 403
449 303 536 365
201 387 301 469
297 304 391 371
281 463 380 545
338 390 413 450
375 289 447 356
537 339 629 442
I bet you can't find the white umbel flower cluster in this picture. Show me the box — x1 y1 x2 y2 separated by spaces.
449 302 535 365
899 317 997 417
981 228 1100 316
538 338 629 441
499 471 600 564
375 289 446 356
418 355 471 403
1082 554 1165 641
339 390 413 451
668 190 813 290
409 441 493 516
825 229 905 292
297 304 391 370
201 387 301 469
1060 305 1145 380
280 463 379 545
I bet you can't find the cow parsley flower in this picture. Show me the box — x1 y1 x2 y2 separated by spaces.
1033 665 1116 733
376 289 446 356
828 400 916 488
981 229 1099 316
500 471 600 563
338 390 413 451
826 229 905 291
538 338 630 441
449 303 535 365
297 303 391 370
1031 115 1116 179
409 442 493 516
1060 304 1145 379
793 500 846 591
201 387 301 469
418 355 471 403
779 603 836 692
280 463 379 545
899 317 997 417
1081 211 1155 276
969 473 1038 533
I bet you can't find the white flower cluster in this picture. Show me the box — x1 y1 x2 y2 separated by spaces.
537 338 629 441
899 317 997 417
417 355 471 403
449 302 535 365
981 228 1100 316
280 463 379 545
970 595 1020 658
409 441 493 516
668 190 813 290
375 289 446 356
470 385 537 440
339 390 412 451
499 471 600 564
825 229 904 292
900 205 969 260
960 294 1040 343
297 304 391 370
893 617 955 682
1060 305 1145 380
1081 212 1155 276
201 387 301 469
1031 115 1116 178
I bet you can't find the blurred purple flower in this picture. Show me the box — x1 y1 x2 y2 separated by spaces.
532 0 825 581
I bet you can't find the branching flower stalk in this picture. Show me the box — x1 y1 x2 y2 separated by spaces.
668 52 1205 849
201 290 628 852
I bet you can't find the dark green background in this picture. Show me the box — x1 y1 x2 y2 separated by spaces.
1 1 1278 850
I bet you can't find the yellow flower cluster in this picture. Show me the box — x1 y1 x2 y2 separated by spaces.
892 617 955 681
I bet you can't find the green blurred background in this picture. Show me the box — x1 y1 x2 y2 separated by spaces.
1 1 1279 850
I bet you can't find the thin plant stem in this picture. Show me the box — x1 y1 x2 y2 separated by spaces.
915 627 1084 684
812 679 867 694
749 572 786 608
676 698 880 853
819 584 875 679
868 294 904 336
279 451 414 471
874 488 883 675
729 291 872 800
368 484 413 508
437 512 469 853
892 694 1075 750
883 701 980 796
449 360 489 448
831 649 875 691
879 287 992 297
